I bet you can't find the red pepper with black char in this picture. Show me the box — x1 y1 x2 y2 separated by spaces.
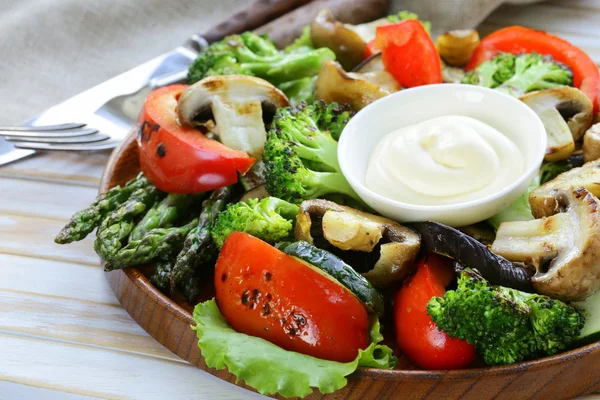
394 253 475 370
137 85 255 194
466 26 600 112
215 232 370 363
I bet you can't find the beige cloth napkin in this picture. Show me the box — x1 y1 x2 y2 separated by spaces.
0 0 541 125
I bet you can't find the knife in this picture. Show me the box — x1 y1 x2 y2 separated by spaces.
0 0 389 166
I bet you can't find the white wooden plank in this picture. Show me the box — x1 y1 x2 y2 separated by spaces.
0 381 100 400
0 334 265 400
0 290 181 362
0 254 116 305
0 213 100 266
0 177 97 220
0 152 108 187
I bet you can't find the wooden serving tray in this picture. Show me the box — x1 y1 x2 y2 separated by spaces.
101 131 600 400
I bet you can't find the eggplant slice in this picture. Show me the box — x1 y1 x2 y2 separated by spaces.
407 221 534 292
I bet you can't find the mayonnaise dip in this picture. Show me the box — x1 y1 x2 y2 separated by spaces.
365 115 523 206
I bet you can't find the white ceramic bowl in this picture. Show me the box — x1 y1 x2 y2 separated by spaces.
338 84 546 227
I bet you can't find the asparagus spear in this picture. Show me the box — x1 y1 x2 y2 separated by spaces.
129 193 203 241
170 186 234 291
55 173 148 244
149 259 174 293
179 271 205 303
104 218 199 271
94 184 162 261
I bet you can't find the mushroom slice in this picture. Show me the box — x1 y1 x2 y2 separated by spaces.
295 199 420 287
314 60 400 111
311 9 389 70
436 30 480 67
442 60 466 84
492 187 600 301
583 123 600 163
529 158 600 218
177 75 289 159
520 87 594 162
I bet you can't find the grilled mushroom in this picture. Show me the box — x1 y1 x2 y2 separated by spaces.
314 60 400 111
295 199 420 287
311 9 389 70
492 187 600 301
177 75 289 159
529 158 600 218
436 30 480 67
583 123 600 163
520 87 594 161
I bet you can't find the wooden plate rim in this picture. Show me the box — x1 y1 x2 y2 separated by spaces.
101 130 600 383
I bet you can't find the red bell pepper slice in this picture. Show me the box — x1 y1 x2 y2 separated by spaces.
466 26 600 112
374 20 442 87
137 85 255 193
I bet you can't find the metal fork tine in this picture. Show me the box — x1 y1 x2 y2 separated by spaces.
11 140 119 152
5 134 111 144
0 128 99 138
0 123 86 132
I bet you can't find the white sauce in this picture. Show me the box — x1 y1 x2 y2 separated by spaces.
365 115 524 206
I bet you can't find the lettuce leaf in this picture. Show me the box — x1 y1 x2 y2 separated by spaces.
192 299 396 398
488 175 540 230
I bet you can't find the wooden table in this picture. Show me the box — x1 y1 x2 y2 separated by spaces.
1 1 600 398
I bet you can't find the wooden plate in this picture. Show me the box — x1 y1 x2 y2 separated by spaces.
102 131 600 400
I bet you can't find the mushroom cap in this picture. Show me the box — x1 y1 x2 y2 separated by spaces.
310 9 377 70
436 29 480 67
295 199 420 287
177 75 289 158
314 60 400 111
521 87 594 161
583 123 600 163
529 158 600 218
531 187 600 301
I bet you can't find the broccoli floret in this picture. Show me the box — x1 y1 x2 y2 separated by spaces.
539 160 574 184
188 31 335 86
388 10 432 34
263 101 359 204
277 76 317 105
462 52 516 87
211 197 299 249
284 26 314 53
427 268 584 366
463 52 573 97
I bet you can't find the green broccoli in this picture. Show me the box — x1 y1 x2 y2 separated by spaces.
463 52 573 97
388 10 431 34
211 197 299 249
284 26 314 54
427 268 584 366
263 101 359 204
539 159 574 184
277 76 316 105
188 31 335 87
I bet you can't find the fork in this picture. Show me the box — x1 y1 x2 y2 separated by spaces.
0 123 118 151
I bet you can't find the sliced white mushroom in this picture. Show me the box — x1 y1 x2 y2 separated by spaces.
583 123 600 163
177 75 289 159
295 199 420 288
520 87 594 162
315 60 400 111
492 187 600 301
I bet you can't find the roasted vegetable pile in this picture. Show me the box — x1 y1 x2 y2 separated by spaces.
55 12 600 400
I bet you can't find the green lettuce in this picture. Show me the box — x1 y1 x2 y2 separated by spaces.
488 175 540 230
192 299 396 398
